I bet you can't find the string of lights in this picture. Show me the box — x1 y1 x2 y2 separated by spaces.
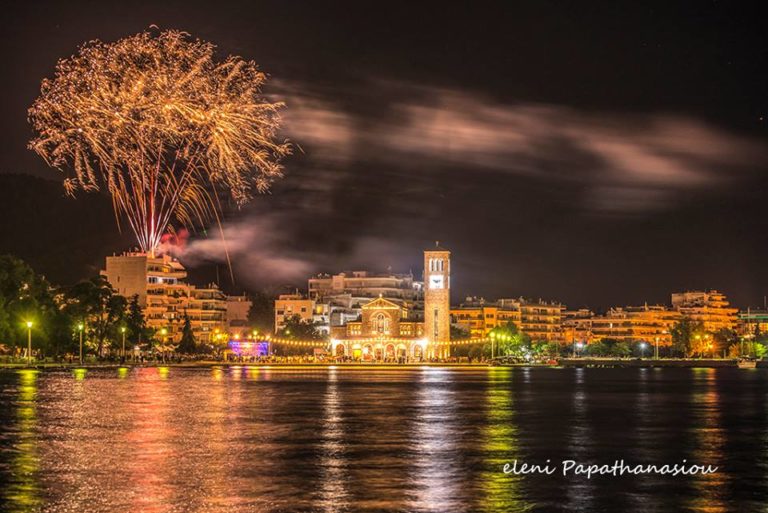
237 337 492 347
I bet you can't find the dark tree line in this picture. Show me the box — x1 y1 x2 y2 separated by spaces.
0 254 151 358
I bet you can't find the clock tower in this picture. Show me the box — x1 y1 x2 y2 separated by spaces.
424 243 450 357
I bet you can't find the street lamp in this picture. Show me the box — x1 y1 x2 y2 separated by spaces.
77 323 84 365
639 342 647 359
121 326 127 361
160 328 168 362
575 341 583 358
489 332 496 360
25 321 33 366
654 336 659 360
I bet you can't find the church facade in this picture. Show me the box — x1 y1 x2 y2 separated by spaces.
330 245 451 361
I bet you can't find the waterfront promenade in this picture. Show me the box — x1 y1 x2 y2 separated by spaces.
0 359 765 370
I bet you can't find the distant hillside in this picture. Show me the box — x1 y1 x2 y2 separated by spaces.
0 174 133 286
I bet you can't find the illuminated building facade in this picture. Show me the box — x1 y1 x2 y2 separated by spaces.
591 305 680 345
450 297 563 342
330 296 426 360
562 309 594 344
424 246 451 357
671 290 738 332
328 247 451 360
451 304 502 339
226 295 252 333
274 294 316 330
308 271 423 301
451 298 520 339
274 294 333 336
736 309 768 337
102 252 228 344
509 298 564 341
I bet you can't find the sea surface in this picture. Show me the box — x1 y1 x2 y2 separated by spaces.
0 366 766 512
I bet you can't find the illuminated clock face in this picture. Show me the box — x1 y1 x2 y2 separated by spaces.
429 275 444 290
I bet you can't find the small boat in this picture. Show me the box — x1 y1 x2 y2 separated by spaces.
737 359 757 369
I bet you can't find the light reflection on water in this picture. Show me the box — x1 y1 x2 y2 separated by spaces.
410 368 461 512
0 367 766 512
4 369 41 512
480 367 530 512
318 366 349 512
687 368 728 513
565 367 594 512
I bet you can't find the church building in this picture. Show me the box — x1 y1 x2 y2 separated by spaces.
329 245 451 361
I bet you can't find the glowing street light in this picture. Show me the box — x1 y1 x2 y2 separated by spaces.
121 326 127 360
25 321 33 366
639 342 647 359
77 322 84 365
159 328 169 363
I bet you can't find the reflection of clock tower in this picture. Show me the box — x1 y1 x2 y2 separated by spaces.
424 243 450 357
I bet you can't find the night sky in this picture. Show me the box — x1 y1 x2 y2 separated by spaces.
1 0 767 310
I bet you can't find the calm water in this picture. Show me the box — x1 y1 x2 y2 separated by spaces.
0 366 766 512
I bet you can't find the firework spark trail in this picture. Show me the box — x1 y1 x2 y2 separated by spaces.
28 29 290 254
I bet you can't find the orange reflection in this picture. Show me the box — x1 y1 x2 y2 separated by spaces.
687 368 727 513
125 367 174 512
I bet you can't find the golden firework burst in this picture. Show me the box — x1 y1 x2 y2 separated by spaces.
28 29 290 253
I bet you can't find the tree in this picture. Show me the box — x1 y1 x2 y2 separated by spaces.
0 254 60 357
449 325 472 357
277 315 325 341
598 338 631 357
125 295 149 347
450 325 470 340
691 334 716 357
712 328 737 357
534 341 561 358
586 341 608 356
275 315 326 356
248 290 276 334
66 276 127 355
177 315 197 354
489 322 531 357
467 343 485 360
670 318 706 357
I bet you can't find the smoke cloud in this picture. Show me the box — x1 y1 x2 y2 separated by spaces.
171 81 766 289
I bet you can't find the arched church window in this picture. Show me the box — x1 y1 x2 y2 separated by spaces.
373 312 389 334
